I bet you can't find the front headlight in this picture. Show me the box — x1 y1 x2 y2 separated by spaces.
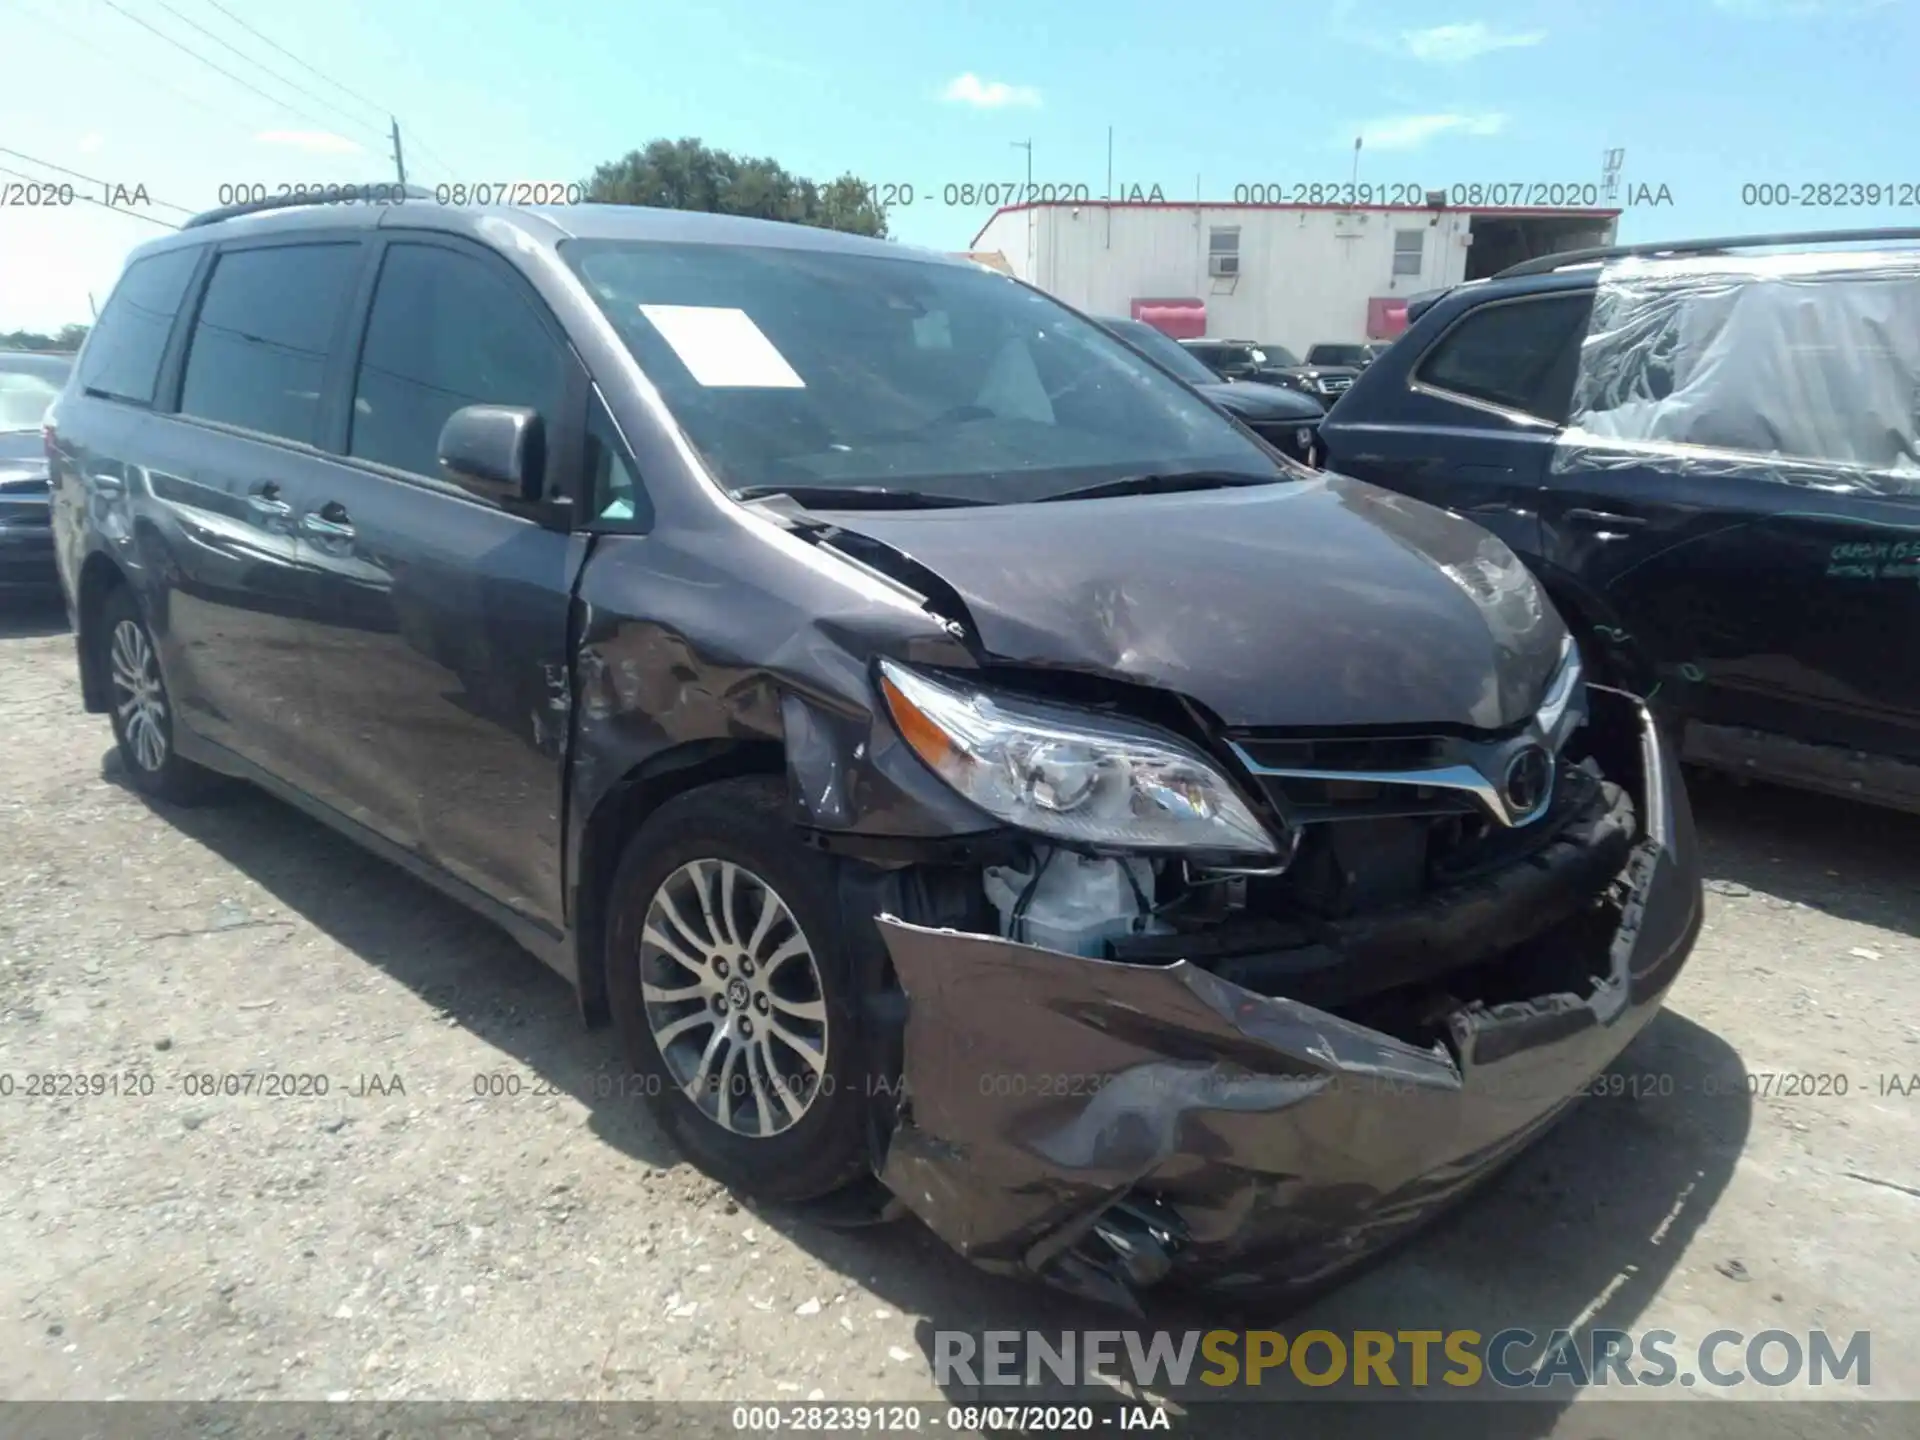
878 660 1280 854
1537 633 1585 745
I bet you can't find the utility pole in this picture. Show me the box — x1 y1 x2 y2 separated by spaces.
1351 135 1362 189
389 118 407 188
1011 138 1032 197
1011 139 1033 277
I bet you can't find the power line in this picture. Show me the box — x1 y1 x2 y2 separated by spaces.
197 0 389 121
192 0 459 181
0 163 180 230
152 0 392 147
97 0 349 136
0 146 197 216
21 0 265 132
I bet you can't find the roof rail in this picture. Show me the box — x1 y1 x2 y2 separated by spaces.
181 183 436 230
1493 226 1920 280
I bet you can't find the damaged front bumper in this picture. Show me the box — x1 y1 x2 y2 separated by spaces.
871 686 1703 1309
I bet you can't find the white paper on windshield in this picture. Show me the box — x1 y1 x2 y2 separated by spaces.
637 304 805 389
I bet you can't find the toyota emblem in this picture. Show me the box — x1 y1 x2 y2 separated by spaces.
1502 744 1553 818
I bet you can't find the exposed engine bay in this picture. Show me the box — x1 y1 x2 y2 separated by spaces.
977 755 1633 1034
885 636 1625 1057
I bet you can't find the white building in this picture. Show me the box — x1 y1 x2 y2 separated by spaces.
969 201 1618 351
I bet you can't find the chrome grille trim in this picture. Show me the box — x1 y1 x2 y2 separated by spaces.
1230 638 1584 829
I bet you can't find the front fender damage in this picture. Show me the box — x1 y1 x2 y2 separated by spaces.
868 689 1702 1310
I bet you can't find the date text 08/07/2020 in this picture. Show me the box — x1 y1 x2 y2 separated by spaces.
212 181 590 209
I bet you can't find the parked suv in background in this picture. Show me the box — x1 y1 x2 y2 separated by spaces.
1097 316 1324 466
1181 338 1362 401
1319 229 1920 814
1305 341 1391 371
47 191 1700 1307
0 350 72 596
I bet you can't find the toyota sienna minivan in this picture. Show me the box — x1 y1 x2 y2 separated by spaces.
46 192 1702 1306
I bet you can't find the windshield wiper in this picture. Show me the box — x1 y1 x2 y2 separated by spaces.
1032 470 1284 504
729 483 992 510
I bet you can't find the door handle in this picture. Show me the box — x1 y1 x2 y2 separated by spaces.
1564 507 1648 530
300 502 354 541
246 482 291 518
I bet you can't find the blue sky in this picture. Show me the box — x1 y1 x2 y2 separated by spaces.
3 0 1916 330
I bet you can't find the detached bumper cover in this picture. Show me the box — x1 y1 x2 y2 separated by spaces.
872 688 1702 1307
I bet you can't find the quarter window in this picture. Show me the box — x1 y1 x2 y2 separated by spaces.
350 244 567 482
1417 294 1593 424
587 399 650 526
178 243 360 443
76 247 202 406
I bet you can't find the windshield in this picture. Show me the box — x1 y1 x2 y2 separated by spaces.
0 362 67 432
1311 345 1370 367
1258 345 1301 368
563 240 1279 505
1102 319 1224 386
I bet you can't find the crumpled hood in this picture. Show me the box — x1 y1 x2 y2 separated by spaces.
816 474 1566 731
1198 381 1325 422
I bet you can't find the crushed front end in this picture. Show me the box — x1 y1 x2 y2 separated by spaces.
869 679 1702 1309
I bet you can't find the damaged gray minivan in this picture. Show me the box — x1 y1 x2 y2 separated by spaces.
48 194 1703 1306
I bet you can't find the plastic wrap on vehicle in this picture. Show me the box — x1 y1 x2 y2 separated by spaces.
1552 250 1920 495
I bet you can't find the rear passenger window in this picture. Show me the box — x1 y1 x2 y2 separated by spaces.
349 244 566 481
1418 294 1593 424
179 243 360 443
76 247 202 406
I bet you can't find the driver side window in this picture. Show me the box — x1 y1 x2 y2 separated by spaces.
350 243 567 482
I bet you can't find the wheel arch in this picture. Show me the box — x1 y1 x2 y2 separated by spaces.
74 552 130 714
570 738 787 1027
1534 562 1655 697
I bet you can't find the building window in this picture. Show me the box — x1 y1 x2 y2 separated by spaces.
1393 229 1425 278
1208 226 1240 277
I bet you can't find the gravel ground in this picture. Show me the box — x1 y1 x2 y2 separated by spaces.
2 595 1916 1434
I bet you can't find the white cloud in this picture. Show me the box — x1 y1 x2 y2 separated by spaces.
1401 22 1547 62
940 73 1041 108
1358 112 1509 150
253 130 363 155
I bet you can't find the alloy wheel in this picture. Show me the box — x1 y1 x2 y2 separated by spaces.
638 858 830 1138
110 618 169 773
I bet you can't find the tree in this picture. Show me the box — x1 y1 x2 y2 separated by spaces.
584 138 888 238
0 323 87 352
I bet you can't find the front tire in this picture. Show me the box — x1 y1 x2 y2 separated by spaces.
605 777 875 1203
98 587 220 805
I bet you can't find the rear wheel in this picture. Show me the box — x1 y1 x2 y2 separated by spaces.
98 587 220 804
605 777 874 1202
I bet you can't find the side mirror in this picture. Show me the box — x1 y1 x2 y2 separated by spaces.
438 405 544 512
